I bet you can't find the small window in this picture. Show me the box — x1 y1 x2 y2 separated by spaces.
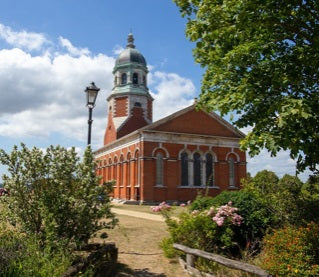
133 73 138 84
134 102 141 107
156 152 164 186
206 153 214 186
193 153 201 186
143 76 146 85
181 152 189 186
229 157 235 187
121 73 127 84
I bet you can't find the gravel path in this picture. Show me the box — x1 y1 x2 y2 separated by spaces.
111 208 165 222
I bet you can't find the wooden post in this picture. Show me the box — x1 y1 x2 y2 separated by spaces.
186 253 195 267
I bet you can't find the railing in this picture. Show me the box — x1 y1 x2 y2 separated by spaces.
173 243 271 277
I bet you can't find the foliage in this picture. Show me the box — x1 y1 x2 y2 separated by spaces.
0 226 72 277
243 170 319 226
191 190 277 254
260 222 319 276
0 144 117 248
163 202 245 259
173 0 319 173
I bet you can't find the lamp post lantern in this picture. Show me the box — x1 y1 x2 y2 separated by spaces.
85 82 100 145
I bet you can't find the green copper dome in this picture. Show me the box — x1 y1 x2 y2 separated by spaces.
115 33 147 67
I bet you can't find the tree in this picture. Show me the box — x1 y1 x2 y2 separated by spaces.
173 0 319 173
0 144 117 248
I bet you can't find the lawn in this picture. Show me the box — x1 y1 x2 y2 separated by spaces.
92 214 185 276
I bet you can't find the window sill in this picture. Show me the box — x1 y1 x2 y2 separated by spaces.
228 186 239 190
178 186 220 189
155 185 167 188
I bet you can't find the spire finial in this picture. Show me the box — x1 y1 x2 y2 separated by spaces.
127 32 135 48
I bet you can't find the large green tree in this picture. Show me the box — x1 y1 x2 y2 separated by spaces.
174 0 319 172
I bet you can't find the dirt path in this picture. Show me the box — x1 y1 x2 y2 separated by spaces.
93 209 187 276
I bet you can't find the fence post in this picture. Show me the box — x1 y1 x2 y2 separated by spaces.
186 253 195 268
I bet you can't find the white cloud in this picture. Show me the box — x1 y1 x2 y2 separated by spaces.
0 23 197 149
247 149 311 182
0 23 48 51
112 44 124 55
150 71 197 120
59 36 90 56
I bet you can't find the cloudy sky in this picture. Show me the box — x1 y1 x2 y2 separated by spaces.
0 0 311 181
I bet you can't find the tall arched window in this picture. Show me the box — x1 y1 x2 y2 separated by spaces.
156 152 164 186
113 157 118 186
121 73 127 84
181 152 189 186
193 153 201 186
120 155 124 186
229 157 235 187
127 153 131 187
206 153 214 186
133 73 138 84
134 150 139 186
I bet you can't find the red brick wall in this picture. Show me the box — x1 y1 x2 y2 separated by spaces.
147 98 153 121
152 109 241 138
114 96 128 117
117 107 149 139
104 112 117 145
95 137 247 203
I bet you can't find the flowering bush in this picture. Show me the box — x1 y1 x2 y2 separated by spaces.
260 222 319 276
208 201 243 227
150 201 171 212
162 202 244 259
191 191 277 255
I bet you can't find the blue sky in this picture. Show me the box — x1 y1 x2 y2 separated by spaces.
0 0 312 181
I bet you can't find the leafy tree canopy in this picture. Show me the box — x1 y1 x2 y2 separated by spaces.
174 0 319 173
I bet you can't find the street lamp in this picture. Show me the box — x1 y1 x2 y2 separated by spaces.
85 82 100 145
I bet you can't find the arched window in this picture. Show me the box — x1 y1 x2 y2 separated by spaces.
156 152 164 186
181 152 189 186
206 153 214 186
229 157 235 187
134 150 139 186
121 73 127 84
120 155 124 186
193 153 201 186
133 73 138 84
113 157 118 186
127 153 131 187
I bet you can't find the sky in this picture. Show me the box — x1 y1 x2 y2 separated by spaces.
0 0 312 181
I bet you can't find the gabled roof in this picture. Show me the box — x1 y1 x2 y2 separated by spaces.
94 104 245 156
139 104 245 138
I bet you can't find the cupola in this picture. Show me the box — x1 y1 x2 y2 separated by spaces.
104 33 153 145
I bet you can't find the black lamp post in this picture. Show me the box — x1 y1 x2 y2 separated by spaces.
85 82 100 145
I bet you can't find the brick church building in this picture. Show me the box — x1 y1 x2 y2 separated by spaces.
94 34 246 203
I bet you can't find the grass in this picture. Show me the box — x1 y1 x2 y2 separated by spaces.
92 214 185 276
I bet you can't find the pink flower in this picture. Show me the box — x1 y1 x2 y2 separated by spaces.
180 203 186 207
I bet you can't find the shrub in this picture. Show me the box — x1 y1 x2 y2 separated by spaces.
0 144 117 249
191 190 277 254
163 202 245 259
0 226 72 277
260 222 319 276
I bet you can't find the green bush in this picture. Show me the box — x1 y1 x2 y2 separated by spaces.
0 144 117 249
243 170 319 226
0 227 72 277
191 190 277 254
164 201 245 259
260 222 319 276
